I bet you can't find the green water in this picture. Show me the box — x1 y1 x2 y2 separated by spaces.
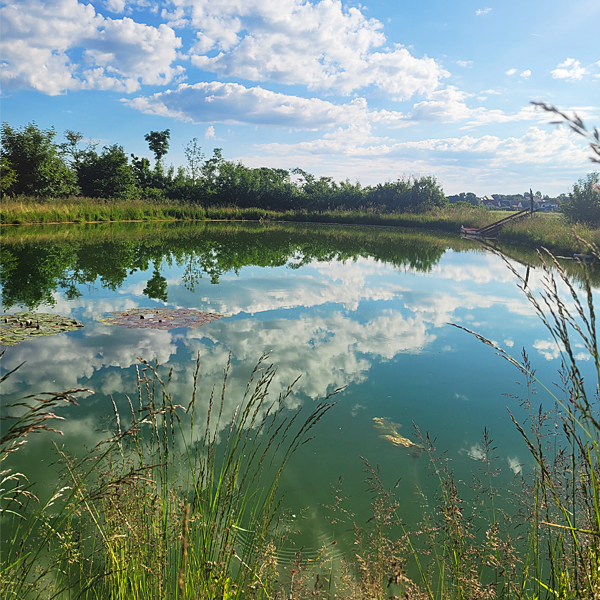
1 220 595 561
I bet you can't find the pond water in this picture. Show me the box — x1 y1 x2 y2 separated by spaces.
1 220 596 561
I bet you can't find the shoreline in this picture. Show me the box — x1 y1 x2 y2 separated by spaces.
1 200 597 255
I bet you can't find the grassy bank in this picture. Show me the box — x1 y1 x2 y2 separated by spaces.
2 196 599 255
2 245 600 598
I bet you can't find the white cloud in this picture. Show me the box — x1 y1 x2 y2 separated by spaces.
125 81 408 129
456 60 473 67
520 69 531 79
0 0 183 95
507 456 522 475
533 338 562 361
126 81 551 134
410 86 473 122
174 0 447 98
476 8 492 15
205 125 216 139
505 68 517 76
260 124 588 169
551 58 589 81
103 0 127 11
466 442 485 460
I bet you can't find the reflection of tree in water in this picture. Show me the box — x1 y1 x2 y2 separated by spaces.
3 221 595 310
143 265 168 303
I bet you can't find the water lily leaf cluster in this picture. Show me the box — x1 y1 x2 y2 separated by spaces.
1 312 84 346
100 308 224 330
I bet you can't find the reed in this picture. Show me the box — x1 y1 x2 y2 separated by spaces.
4 198 599 254
0 197 208 224
275 242 600 599
0 351 340 599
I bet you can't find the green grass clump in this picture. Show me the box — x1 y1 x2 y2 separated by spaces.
0 196 208 225
0 352 339 599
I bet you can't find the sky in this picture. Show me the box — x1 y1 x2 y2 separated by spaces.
1 0 599 196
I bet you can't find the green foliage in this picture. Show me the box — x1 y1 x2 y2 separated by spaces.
76 145 139 199
216 162 297 209
364 175 447 213
0 122 78 197
448 192 479 206
143 266 168 302
184 138 205 183
0 156 17 197
561 173 600 225
130 154 154 190
144 129 170 166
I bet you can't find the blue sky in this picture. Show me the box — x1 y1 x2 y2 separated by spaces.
1 0 598 195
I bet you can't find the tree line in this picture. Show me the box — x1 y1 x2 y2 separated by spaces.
0 122 448 213
2 121 598 224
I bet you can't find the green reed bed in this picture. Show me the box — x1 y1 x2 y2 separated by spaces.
0 352 339 599
0 197 208 224
3 197 600 255
500 214 600 255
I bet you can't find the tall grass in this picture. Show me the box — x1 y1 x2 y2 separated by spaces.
4 197 600 254
273 243 600 599
447 243 600 599
0 351 339 599
0 197 208 224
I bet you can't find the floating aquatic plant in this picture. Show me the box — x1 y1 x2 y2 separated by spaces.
100 307 224 330
0 312 84 346
373 417 424 457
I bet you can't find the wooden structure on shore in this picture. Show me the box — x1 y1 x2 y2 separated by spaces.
461 191 538 239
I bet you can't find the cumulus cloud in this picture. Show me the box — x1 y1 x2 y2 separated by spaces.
507 456 522 476
505 68 517 76
551 58 589 81
533 339 562 361
170 0 447 98
0 0 183 94
260 123 589 171
476 7 492 15
520 69 531 78
409 86 473 122
126 81 550 133
124 81 409 129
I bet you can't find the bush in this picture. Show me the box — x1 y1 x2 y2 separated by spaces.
562 172 600 225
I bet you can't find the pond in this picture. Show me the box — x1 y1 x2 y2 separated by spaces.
1 220 596 564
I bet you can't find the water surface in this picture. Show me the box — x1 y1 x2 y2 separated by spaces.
1 221 594 556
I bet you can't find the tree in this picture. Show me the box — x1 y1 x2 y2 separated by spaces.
562 173 600 225
130 154 154 190
365 175 447 213
145 130 170 167
0 156 17 197
1 122 78 197
143 266 168 302
448 192 479 206
76 145 138 199
184 138 205 183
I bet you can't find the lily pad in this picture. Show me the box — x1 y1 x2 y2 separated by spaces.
100 308 224 330
1 312 84 346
